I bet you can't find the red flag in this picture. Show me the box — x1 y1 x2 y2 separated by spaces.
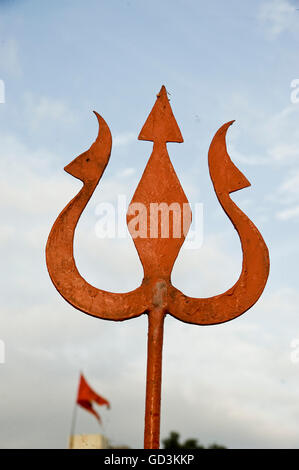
76 373 110 423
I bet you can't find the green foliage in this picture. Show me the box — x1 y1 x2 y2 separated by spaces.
162 431 226 449
162 431 181 449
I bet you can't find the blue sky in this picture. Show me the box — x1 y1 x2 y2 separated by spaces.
1 0 299 449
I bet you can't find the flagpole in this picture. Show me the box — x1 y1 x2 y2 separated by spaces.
69 399 78 449
69 372 81 449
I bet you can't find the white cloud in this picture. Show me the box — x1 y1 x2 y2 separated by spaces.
0 132 76 215
279 169 299 195
276 205 299 219
263 106 299 163
0 38 21 76
222 95 299 168
259 0 298 37
276 168 299 206
272 168 299 219
117 167 136 178
228 145 269 166
23 93 77 130
113 132 136 148
268 143 299 162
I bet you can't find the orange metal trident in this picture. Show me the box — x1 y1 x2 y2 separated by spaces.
46 86 269 449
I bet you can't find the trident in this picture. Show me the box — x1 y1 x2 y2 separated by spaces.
46 86 269 449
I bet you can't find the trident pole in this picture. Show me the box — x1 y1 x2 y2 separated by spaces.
144 307 166 448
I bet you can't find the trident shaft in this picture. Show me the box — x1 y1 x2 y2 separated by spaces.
46 86 269 449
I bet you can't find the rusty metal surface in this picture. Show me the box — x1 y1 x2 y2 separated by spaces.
46 86 269 449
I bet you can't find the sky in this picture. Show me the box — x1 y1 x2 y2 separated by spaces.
1 0 299 449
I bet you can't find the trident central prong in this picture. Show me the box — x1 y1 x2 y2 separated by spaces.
46 86 269 449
